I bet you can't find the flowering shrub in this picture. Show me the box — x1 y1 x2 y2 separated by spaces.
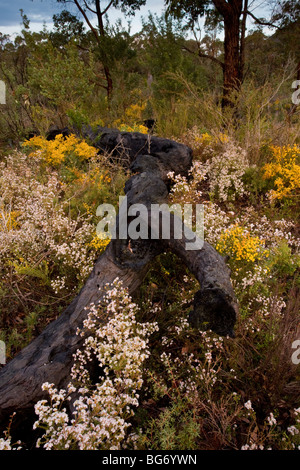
0 151 95 286
0 435 21 450
116 123 149 134
216 224 269 265
113 100 149 134
204 139 249 201
170 134 250 202
179 127 229 156
124 102 147 122
167 158 211 206
33 279 158 450
136 277 300 450
263 145 300 202
0 142 125 358
22 134 98 167
87 233 110 252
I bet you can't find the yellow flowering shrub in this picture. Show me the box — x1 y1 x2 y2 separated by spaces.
114 122 148 134
124 102 146 121
194 131 228 145
194 132 213 146
216 224 269 265
217 133 229 144
181 128 213 153
88 234 110 252
179 127 231 158
22 134 97 167
113 99 148 134
68 167 111 186
263 145 300 201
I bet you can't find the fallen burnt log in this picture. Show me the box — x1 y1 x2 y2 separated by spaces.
0 128 238 444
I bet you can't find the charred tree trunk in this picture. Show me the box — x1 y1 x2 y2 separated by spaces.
0 128 238 445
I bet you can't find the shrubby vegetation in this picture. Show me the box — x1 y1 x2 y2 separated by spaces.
0 2 299 451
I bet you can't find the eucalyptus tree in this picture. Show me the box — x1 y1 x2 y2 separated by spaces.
165 0 283 108
56 0 147 98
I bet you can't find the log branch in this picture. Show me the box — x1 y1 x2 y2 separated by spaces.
0 127 238 444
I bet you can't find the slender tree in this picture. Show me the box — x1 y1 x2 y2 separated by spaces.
56 0 146 98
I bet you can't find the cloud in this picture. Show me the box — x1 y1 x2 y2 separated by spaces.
0 0 66 29
0 0 165 35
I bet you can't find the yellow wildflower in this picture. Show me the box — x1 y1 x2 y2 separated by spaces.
217 133 229 144
263 145 300 201
216 224 269 264
88 234 110 252
0 210 20 231
22 134 97 167
125 102 146 121
115 123 148 134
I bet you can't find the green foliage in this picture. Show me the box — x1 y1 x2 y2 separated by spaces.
50 10 85 46
141 400 202 450
268 240 300 279
165 0 210 23
242 166 272 201
141 13 207 89
13 260 50 286
28 42 97 126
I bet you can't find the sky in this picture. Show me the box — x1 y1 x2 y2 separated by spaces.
0 0 274 39
0 0 166 37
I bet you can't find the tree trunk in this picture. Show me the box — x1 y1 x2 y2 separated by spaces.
239 0 249 83
0 128 238 446
222 7 242 109
95 0 113 99
103 64 113 99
